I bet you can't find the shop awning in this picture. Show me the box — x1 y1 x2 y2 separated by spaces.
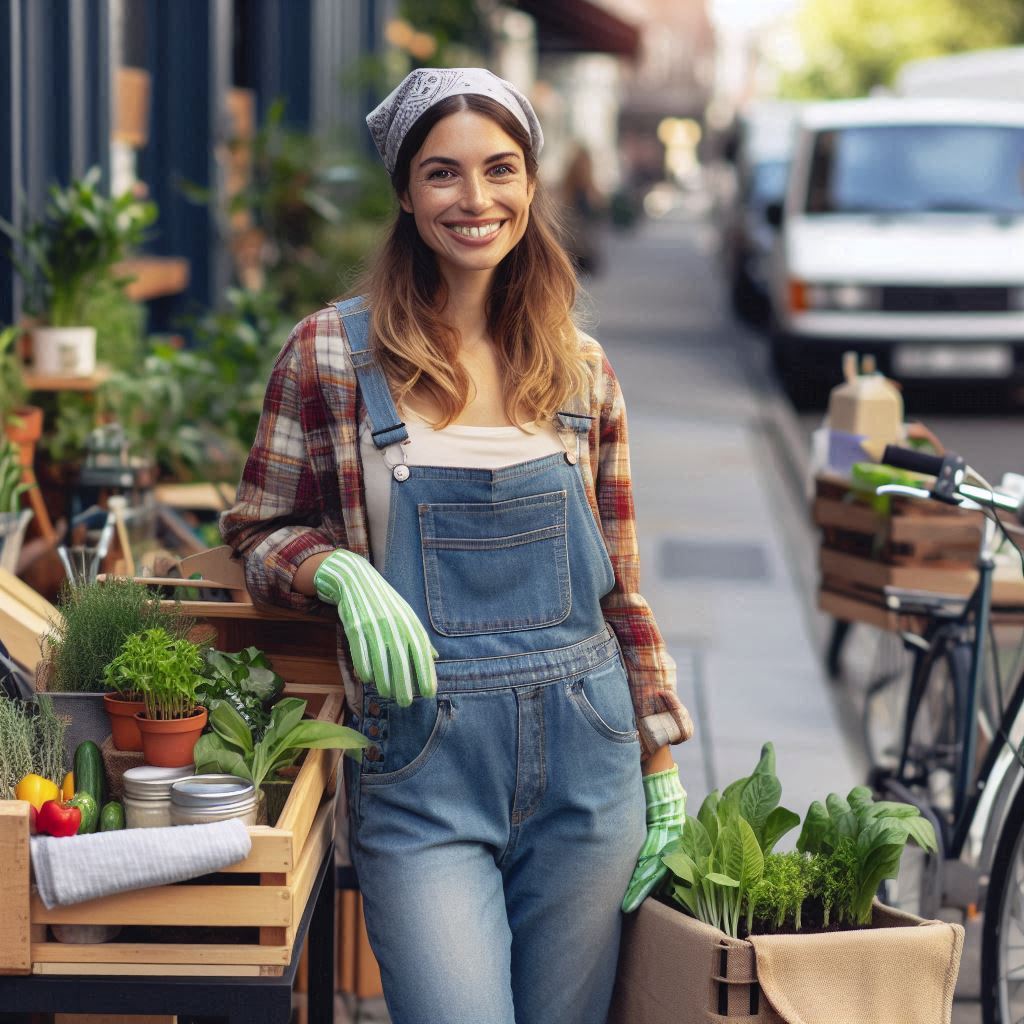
514 0 641 58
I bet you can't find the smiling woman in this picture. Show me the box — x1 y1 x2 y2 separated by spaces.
220 66 693 1024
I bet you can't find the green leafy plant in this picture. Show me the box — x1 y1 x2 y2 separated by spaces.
660 747 938 936
193 697 368 792
0 325 27 427
0 693 67 799
0 437 30 515
104 627 204 720
0 167 156 326
44 579 192 693
195 647 285 739
661 743 800 937
796 785 938 926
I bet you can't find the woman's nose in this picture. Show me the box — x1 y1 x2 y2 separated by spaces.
459 174 489 211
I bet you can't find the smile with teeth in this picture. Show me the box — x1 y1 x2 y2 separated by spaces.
447 221 504 239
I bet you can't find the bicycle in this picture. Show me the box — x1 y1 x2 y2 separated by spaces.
865 444 1024 1023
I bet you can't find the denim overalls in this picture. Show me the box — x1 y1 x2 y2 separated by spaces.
337 299 646 1024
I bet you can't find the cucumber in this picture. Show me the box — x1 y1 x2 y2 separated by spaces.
68 791 98 834
73 740 105 808
99 800 126 832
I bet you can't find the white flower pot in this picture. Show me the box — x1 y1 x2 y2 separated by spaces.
32 326 97 377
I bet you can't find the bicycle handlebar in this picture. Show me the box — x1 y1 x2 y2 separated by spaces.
881 445 945 477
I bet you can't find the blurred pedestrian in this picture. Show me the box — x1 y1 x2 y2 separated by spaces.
559 140 605 274
221 67 691 1024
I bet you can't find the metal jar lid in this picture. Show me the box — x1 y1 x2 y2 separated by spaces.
170 774 256 811
123 765 195 801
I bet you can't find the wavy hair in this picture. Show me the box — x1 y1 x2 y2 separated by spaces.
351 93 587 428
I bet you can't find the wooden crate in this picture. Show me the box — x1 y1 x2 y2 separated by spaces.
814 473 1024 625
0 599 347 978
813 472 983 567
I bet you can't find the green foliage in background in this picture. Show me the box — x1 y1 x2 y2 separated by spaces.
779 0 1024 99
398 0 487 66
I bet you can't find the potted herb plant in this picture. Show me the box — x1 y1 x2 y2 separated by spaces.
1 324 44 463
193 696 368 825
0 436 32 573
608 743 965 1024
104 627 208 767
0 168 155 376
39 579 190 759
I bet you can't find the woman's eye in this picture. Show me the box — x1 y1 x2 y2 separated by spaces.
490 164 515 177
428 169 454 180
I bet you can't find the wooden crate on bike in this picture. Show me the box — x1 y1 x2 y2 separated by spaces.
813 472 1024 624
814 472 982 567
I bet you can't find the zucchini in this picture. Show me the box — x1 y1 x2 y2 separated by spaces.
99 800 126 832
68 791 98 834
73 740 105 808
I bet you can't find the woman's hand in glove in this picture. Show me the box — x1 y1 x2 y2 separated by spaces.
621 765 686 913
314 549 437 706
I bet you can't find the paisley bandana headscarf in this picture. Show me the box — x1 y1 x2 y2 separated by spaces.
366 67 544 174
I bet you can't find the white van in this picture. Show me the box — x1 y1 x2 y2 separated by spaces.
895 47 1024 103
766 97 1024 398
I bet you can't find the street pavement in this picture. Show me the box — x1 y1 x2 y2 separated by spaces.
584 207 863 823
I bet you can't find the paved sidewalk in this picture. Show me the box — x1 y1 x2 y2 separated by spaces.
583 211 862 823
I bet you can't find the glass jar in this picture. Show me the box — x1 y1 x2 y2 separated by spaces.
169 774 259 827
122 765 196 828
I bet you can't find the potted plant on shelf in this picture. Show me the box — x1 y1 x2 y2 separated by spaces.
39 579 191 759
193 695 368 825
0 167 156 377
608 743 965 1024
1 324 44 463
0 436 32 573
104 627 207 767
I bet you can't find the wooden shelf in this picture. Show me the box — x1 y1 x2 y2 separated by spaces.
23 365 113 391
116 256 190 301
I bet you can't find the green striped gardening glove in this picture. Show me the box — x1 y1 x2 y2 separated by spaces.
621 766 686 913
313 549 437 707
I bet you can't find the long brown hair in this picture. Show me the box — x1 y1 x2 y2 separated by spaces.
354 93 587 428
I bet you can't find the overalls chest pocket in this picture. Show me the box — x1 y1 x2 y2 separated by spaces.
418 489 571 636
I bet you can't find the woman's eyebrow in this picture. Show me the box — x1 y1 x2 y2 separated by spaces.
418 151 521 169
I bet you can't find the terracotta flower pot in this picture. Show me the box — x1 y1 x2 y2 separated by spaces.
104 692 146 752
135 706 208 768
4 404 44 468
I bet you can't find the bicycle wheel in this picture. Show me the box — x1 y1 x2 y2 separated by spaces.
882 639 971 918
982 777 1024 1023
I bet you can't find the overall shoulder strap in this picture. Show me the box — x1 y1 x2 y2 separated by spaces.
334 298 408 449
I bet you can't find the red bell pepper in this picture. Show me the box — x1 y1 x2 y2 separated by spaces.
37 799 82 838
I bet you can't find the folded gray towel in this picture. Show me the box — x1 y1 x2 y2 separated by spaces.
31 819 253 909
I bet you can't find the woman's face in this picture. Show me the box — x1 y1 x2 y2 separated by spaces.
400 109 535 286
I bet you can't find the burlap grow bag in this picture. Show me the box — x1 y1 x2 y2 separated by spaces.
608 898 964 1024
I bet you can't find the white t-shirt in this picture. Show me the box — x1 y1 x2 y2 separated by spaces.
359 408 564 569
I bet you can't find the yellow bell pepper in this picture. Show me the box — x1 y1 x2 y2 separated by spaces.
15 773 60 811
61 771 74 801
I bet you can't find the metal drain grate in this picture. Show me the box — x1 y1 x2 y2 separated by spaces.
658 539 771 581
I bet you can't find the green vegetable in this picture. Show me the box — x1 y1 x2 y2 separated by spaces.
195 647 285 740
193 696 369 792
661 742 799 938
796 785 938 926
99 800 125 831
68 791 98 834
73 740 104 808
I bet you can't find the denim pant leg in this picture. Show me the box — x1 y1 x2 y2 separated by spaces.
348 690 521 1024
501 658 647 1024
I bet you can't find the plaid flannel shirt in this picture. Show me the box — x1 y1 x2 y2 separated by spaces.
220 306 693 759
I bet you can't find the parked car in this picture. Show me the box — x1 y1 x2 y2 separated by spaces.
718 101 802 324
765 97 1024 403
